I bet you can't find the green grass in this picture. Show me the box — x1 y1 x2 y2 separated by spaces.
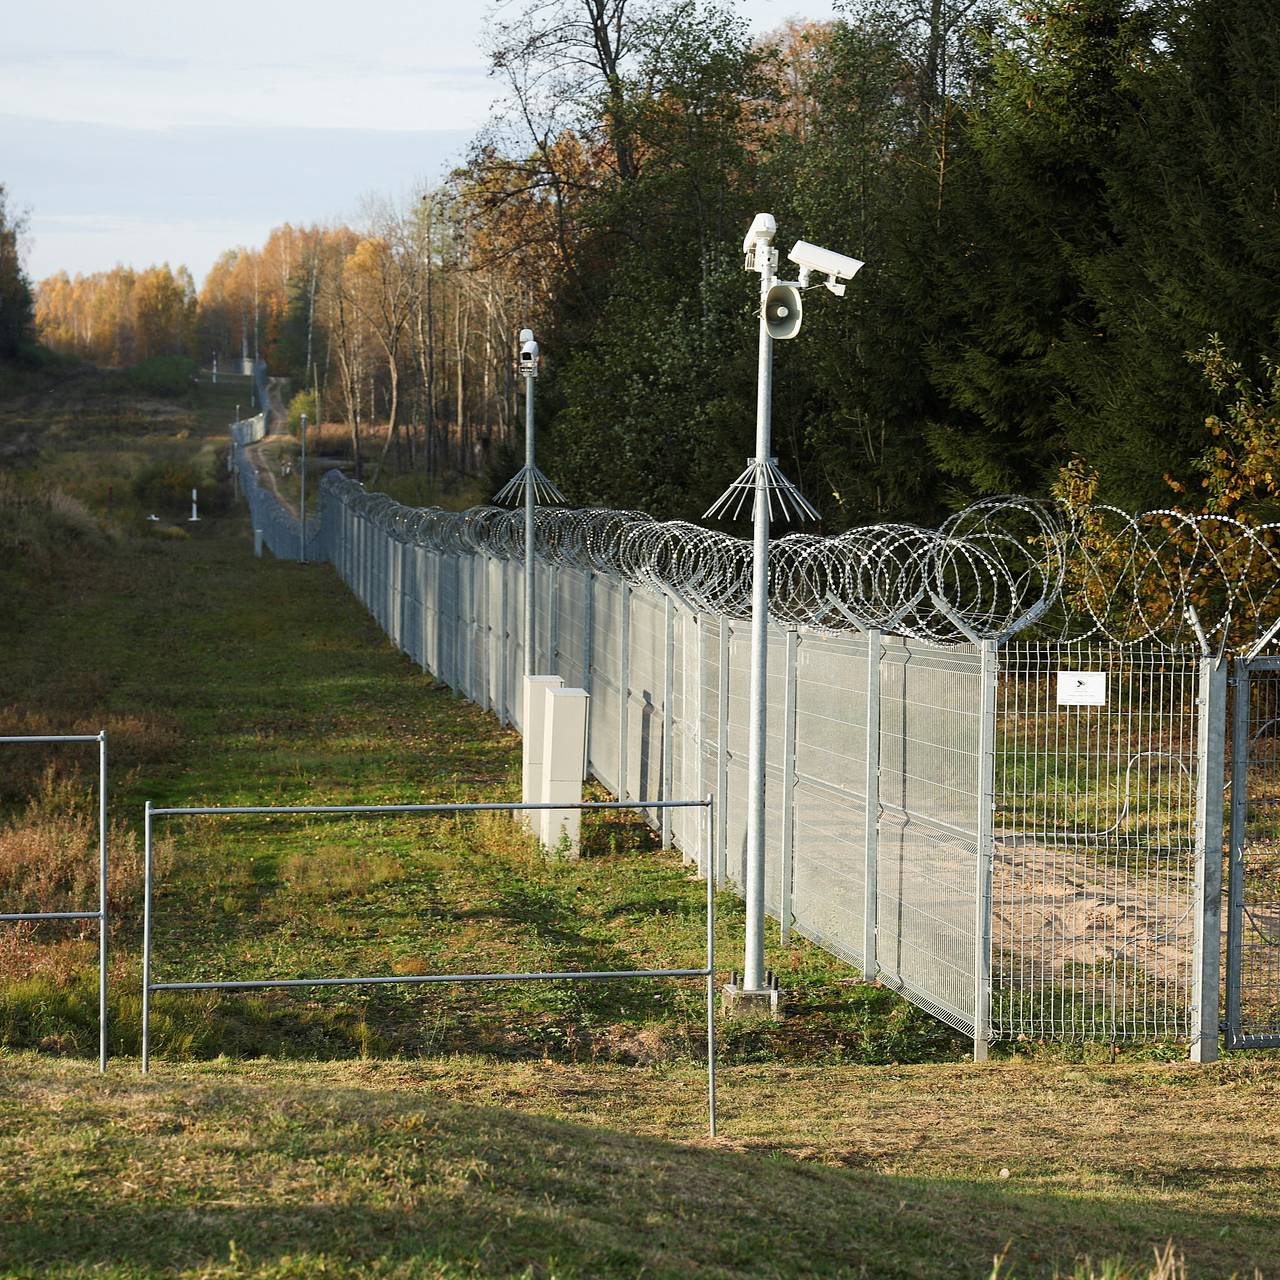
2 374 1280 1278
2 1053 1278 1279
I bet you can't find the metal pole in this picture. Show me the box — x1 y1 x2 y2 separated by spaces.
1226 655 1249 1048
1191 655 1227 1062
524 370 535 678
706 793 718 1139
98 731 108 1073
973 639 998 1060
141 801 152 1074
619 583 631 802
299 412 307 563
862 628 882 979
662 596 675 848
742 261 774 995
779 628 799 945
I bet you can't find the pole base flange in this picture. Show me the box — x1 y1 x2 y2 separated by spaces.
721 982 784 1020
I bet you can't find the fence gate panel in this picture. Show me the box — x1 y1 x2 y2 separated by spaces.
1227 656 1280 1048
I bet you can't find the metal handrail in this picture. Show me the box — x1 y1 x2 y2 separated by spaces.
141 794 718 1137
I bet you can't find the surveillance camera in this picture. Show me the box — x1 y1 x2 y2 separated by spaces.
742 213 777 254
518 329 539 375
788 240 864 295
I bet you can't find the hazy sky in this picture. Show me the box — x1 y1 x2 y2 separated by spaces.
5 0 839 286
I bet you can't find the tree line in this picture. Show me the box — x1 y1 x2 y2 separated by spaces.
17 0 1280 525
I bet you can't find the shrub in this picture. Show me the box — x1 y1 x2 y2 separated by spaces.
288 389 317 434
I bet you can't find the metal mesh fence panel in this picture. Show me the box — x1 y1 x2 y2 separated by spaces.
993 644 1201 1041
875 637 983 1036
790 632 871 970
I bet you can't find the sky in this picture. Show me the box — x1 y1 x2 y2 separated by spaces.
5 0 840 287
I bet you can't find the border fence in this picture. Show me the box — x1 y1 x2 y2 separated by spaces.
231 415 1280 1058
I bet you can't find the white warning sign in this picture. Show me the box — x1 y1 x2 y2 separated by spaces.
1056 671 1107 707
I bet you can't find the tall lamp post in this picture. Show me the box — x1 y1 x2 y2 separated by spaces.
706 213 863 1016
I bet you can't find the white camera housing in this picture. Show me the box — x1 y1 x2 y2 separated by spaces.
788 240 864 296
743 213 778 274
518 327 539 377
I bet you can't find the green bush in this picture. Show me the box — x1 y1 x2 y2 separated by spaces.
287 388 317 433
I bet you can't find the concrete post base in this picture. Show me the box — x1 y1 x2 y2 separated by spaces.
721 980 785 1020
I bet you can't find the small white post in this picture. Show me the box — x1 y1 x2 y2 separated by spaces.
254 528 263 557
521 674 564 828
188 489 199 522
540 686 590 855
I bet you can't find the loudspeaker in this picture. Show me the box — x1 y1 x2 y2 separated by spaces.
764 283 802 340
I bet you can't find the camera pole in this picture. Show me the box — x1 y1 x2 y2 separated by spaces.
493 330 567 809
706 213 860 1018
523 367 535 676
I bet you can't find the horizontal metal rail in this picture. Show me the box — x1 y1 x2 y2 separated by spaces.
1 731 108 1071
149 798 706 817
153 967 708 992
0 910 103 922
0 734 103 744
142 794 718 1136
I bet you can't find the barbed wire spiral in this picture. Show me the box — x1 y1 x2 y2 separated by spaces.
319 472 1280 650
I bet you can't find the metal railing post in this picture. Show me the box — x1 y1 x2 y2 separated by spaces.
141 801 152 1074
98 731 108 1072
973 639 998 1061
863 628 882 980
1191 655 1227 1062
779 628 799 945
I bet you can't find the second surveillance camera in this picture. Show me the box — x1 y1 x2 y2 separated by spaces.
788 240 864 294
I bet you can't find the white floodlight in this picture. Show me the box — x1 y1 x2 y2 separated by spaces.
788 240 864 296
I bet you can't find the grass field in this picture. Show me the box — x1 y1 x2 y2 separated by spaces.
1 368 1278 1277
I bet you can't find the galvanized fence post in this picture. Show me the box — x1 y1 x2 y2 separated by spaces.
619 583 631 803
701 611 711 875
1226 655 1249 1047
550 565 561 680
716 616 730 885
862 628 882 980
583 570 595 759
779 628 799 945
662 596 676 848
973 639 998 1061
1191 655 1228 1062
